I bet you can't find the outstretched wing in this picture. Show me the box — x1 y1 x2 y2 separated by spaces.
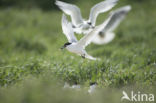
62 14 77 43
56 0 83 27
102 5 131 33
89 0 118 26
92 5 131 45
77 24 104 48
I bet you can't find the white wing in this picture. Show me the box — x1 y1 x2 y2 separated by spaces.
92 5 131 45
77 24 104 48
89 0 118 26
56 0 83 27
102 5 131 32
62 14 77 43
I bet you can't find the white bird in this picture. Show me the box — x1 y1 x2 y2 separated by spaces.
92 5 131 45
55 0 118 34
60 14 104 60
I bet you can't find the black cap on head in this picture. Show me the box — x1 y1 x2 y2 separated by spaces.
64 42 72 47
60 42 72 49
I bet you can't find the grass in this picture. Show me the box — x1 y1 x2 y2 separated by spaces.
0 0 156 102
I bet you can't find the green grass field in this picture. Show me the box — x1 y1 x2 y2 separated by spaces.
0 0 156 102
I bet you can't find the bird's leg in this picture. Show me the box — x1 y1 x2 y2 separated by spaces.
81 54 85 59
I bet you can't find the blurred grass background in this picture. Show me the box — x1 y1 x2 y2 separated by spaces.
0 0 156 102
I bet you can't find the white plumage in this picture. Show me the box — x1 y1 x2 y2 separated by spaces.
58 0 131 60
92 5 131 44
61 14 104 60
56 0 118 34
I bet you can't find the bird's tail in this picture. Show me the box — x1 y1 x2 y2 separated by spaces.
85 53 100 61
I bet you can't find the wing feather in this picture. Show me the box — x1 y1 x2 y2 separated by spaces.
77 24 104 48
56 0 83 26
62 14 77 43
91 5 131 45
89 0 118 26
102 5 131 32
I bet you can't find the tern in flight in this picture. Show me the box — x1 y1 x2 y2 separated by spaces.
92 5 131 45
55 0 118 34
60 14 104 60
60 6 131 60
